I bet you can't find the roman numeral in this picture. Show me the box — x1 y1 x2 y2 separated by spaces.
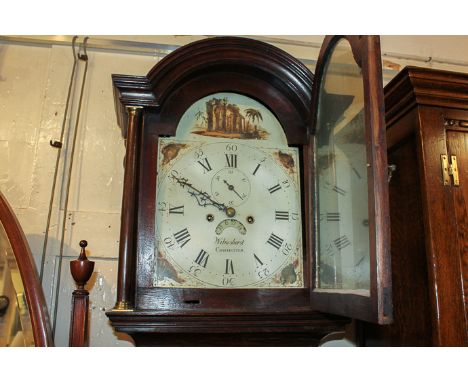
173 228 191 248
268 183 282 194
322 243 334 256
225 259 235 275
275 210 289 221
326 212 340 221
225 154 237 168
333 235 351 251
266 233 284 250
252 163 261 176
197 158 212 173
169 205 184 215
194 249 209 268
351 167 362 179
253 253 264 266
332 185 347 196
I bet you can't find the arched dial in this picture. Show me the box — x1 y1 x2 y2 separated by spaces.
154 140 303 288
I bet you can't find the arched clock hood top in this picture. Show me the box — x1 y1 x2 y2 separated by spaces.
112 36 314 135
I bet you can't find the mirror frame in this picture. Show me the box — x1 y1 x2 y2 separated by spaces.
0 192 54 346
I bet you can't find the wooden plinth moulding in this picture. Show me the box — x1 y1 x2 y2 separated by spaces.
69 240 95 347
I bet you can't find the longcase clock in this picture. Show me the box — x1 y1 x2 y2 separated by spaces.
106 36 392 346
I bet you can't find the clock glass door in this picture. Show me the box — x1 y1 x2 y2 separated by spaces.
316 39 370 292
311 36 392 324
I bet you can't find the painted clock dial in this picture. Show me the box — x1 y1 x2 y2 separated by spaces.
153 93 303 289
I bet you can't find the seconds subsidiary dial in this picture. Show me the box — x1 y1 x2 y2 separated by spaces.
154 139 303 288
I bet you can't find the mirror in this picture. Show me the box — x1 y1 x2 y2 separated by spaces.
0 221 35 346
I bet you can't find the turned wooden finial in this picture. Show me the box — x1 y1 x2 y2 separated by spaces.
69 240 95 347
70 240 94 290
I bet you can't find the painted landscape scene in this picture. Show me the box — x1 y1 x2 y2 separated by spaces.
191 96 269 140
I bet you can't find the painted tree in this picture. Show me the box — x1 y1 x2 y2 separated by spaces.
195 110 204 123
245 108 263 132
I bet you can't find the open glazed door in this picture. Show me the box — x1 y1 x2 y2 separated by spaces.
310 36 392 324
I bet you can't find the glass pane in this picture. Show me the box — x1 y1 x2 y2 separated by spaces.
316 39 370 294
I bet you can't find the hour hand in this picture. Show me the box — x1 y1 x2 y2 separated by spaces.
171 173 227 212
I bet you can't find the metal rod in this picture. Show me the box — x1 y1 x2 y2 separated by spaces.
40 36 79 281
51 37 90 338
0 35 179 58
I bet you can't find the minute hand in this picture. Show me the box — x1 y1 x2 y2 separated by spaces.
223 179 244 200
171 174 227 212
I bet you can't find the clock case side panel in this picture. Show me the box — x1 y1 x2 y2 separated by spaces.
108 37 349 336
310 36 392 324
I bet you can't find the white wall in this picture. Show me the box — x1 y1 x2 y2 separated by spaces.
0 42 159 346
1 35 468 346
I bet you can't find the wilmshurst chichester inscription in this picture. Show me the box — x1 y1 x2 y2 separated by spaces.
215 237 245 253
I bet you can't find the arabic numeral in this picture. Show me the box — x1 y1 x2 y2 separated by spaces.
169 170 180 182
257 268 270 279
222 277 234 286
226 144 238 152
193 147 204 159
164 236 175 249
282 242 293 256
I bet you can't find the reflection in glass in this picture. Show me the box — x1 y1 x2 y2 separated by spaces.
316 39 370 294
0 221 35 346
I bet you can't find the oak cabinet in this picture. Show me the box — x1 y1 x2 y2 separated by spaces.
361 66 468 346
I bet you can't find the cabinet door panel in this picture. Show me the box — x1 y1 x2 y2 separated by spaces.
447 129 468 332
311 36 392 324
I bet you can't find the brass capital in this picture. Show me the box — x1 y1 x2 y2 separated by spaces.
112 300 134 311
126 105 143 116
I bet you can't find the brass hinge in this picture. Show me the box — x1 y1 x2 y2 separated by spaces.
441 154 460 186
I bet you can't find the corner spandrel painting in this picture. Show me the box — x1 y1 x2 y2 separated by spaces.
175 92 288 146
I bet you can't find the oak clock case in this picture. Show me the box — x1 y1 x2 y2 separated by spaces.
107 36 391 345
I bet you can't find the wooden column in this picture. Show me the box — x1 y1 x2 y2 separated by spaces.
69 240 94 347
114 106 143 310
